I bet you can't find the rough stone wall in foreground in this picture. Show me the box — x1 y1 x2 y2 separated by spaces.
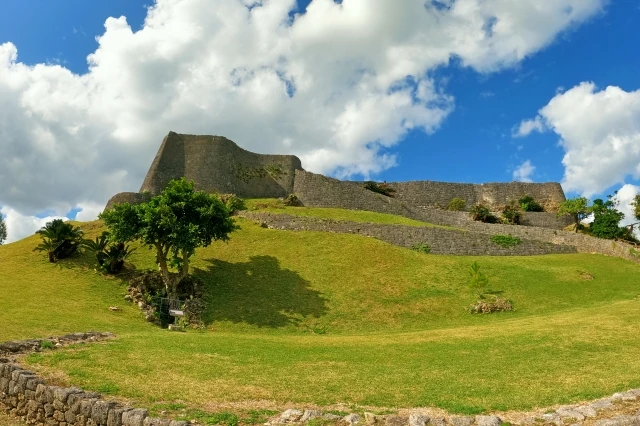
0 359 188 426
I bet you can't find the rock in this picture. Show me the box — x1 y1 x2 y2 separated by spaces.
595 415 640 426
409 414 429 426
449 416 474 426
343 413 362 425
556 407 585 421
300 410 323 423
145 313 156 323
124 295 133 302
430 418 446 426
365 412 379 425
575 406 597 418
591 399 614 410
138 301 147 309
540 413 563 426
385 416 408 426
109 306 121 312
475 416 501 426
323 414 343 421
279 409 303 423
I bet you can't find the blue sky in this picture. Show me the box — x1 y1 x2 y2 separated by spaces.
1 0 640 241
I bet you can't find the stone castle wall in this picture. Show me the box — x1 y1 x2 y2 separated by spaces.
140 132 302 198
240 212 577 257
293 170 566 213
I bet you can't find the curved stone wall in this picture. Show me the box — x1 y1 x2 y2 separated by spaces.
293 170 566 213
103 192 151 212
140 132 303 198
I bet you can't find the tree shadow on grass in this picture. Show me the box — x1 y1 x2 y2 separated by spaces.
194 256 328 328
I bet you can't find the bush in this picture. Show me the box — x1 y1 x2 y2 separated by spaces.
501 201 522 225
468 262 488 290
34 219 84 262
519 195 544 212
447 198 466 211
219 194 246 214
491 234 522 248
283 194 302 206
363 181 396 197
411 242 431 254
470 204 498 223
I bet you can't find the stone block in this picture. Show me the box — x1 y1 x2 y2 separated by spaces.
143 417 172 426
448 416 474 426
122 408 148 426
409 414 429 426
386 416 408 426
91 400 117 424
300 410 323 423
475 416 501 426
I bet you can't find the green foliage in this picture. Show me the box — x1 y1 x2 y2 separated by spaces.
468 262 489 290
501 201 522 225
632 195 640 221
519 195 544 212
411 242 431 254
39 340 54 350
34 219 84 262
218 194 246 215
470 204 498 223
100 178 237 296
590 196 626 240
0 213 6 245
491 234 522 248
82 232 135 274
557 197 592 231
363 181 396 197
447 198 466 211
283 194 302 206
177 409 239 426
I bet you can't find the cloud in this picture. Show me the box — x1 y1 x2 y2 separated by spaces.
518 82 640 196
513 160 535 182
0 206 65 244
613 184 640 230
0 0 608 237
513 116 546 137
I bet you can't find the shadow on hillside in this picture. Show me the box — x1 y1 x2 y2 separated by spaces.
194 256 328 328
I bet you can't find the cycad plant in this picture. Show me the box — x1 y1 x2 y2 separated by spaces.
82 231 135 273
34 219 84 262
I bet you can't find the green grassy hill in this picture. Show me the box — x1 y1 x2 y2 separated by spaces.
1 208 640 418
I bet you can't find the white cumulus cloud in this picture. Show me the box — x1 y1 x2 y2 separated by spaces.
513 160 536 182
0 0 608 239
517 82 640 197
0 206 66 244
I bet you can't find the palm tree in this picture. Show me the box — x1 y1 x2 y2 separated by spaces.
34 237 59 263
35 219 84 261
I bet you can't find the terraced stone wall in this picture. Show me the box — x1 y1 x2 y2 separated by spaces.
0 359 187 426
240 212 577 256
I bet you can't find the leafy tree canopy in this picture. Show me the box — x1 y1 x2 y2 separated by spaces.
633 194 640 222
590 195 626 240
556 197 592 232
0 213 6 245
100 178 237 296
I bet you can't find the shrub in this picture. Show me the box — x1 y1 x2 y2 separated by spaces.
519 195 544 212
470 204 498 223
411 242 431 254
283 194 302 206
219 194 246 214
491 234 522 248
34 219 84 262
447 198 466 211
82 232 135 274
501 201 522 225
39 340 54 350
363 181 396 197
468 262 488 290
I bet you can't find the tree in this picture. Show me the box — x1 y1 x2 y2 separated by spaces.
34 219 84 262
82 231 135 274
590 195 626 240
556 197 592 232
633 195 640 222
100 178 237 296
0 213 6 245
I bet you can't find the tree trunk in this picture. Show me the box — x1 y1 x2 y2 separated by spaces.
48 252 55 263
154 243 172 296
181 251 189 279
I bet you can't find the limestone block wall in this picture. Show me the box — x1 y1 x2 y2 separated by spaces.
103 192 151 212
240 212 577 256
140 132 303 198
0 359 188 426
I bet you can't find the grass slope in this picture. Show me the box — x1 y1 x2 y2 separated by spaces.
1 211 640 417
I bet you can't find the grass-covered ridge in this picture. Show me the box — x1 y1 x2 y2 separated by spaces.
244 198 460 229
1 210 640 415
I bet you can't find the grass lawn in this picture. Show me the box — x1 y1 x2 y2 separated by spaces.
1 214 640 419
244 198 459 230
